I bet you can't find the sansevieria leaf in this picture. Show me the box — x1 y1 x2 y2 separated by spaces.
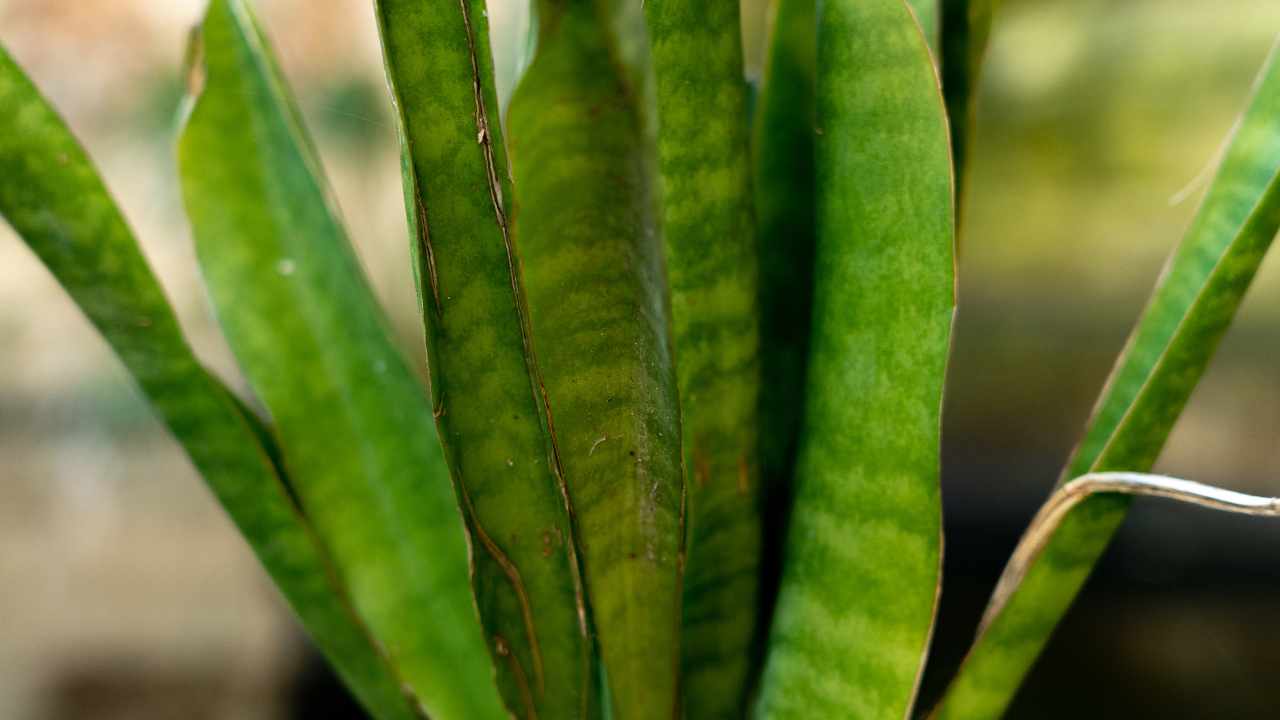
176 1 504 718
376 2 593 716
757 0 955 717
506 0 685 717
934 37 1280 720
0 41 418 720
646 0 763 716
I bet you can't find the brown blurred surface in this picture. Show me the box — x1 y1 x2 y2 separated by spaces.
1 1 1279 718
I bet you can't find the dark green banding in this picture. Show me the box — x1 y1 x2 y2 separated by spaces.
647 0 763 716
934 40 1280 720
506 0 685 717
375 1 594 716
757 0 955 717
0 41 418 720
176 2 505 718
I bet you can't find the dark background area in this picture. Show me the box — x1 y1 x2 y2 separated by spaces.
1 0 1278 717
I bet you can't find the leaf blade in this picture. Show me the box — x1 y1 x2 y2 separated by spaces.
934 38 1280 720
933 472 1280 719
375 2 595 716
506 1 686 716
646 0 764 715
0 42 418 720
176 2 505 718
756 0 955 717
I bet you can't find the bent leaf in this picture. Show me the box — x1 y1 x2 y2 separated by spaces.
375 2 593 716
756 0 955 717
176 2 504 718
646 0 763 715
0 42 417 720
932 472 1280 719
505 1 685 717
934 39 1280 720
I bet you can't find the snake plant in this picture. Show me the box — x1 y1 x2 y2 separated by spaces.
2 0 1278 718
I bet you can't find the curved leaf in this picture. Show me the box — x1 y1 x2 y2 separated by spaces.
375 2 593 716
0 42 418 720
934 38 1280 720
505 1 685 717
175 2 504 718
646 0 763 715
756 1 955 717
977 473 1280 618
932 472 1280 719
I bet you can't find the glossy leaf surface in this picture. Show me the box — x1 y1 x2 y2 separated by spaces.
757 0 955 717
934 39 1280 720
0 41 418 720
647 0 763 715
177 2 504 717
376 2 593 716
506 0 685 716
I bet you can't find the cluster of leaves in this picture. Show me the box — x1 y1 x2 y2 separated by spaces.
1 0 1278 718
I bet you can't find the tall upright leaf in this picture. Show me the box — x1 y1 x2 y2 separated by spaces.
505 0 685 717
756 0 955 717
753 0 816 635
0 42 418 720
934 39 1280 720
646 0 763 715
176 2 504 718
375 2 593 716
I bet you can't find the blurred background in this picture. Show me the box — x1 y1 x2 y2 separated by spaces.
1 0 1278 717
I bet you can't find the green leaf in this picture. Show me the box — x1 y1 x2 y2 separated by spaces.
753 0 816 633
175 2 505 718
756 0 955 717
374 1 594 717
932 472 1280 719
939 0 1002 205
505 1 685 717
0 42 418 720
646 0 763 715
933 39 1280 720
